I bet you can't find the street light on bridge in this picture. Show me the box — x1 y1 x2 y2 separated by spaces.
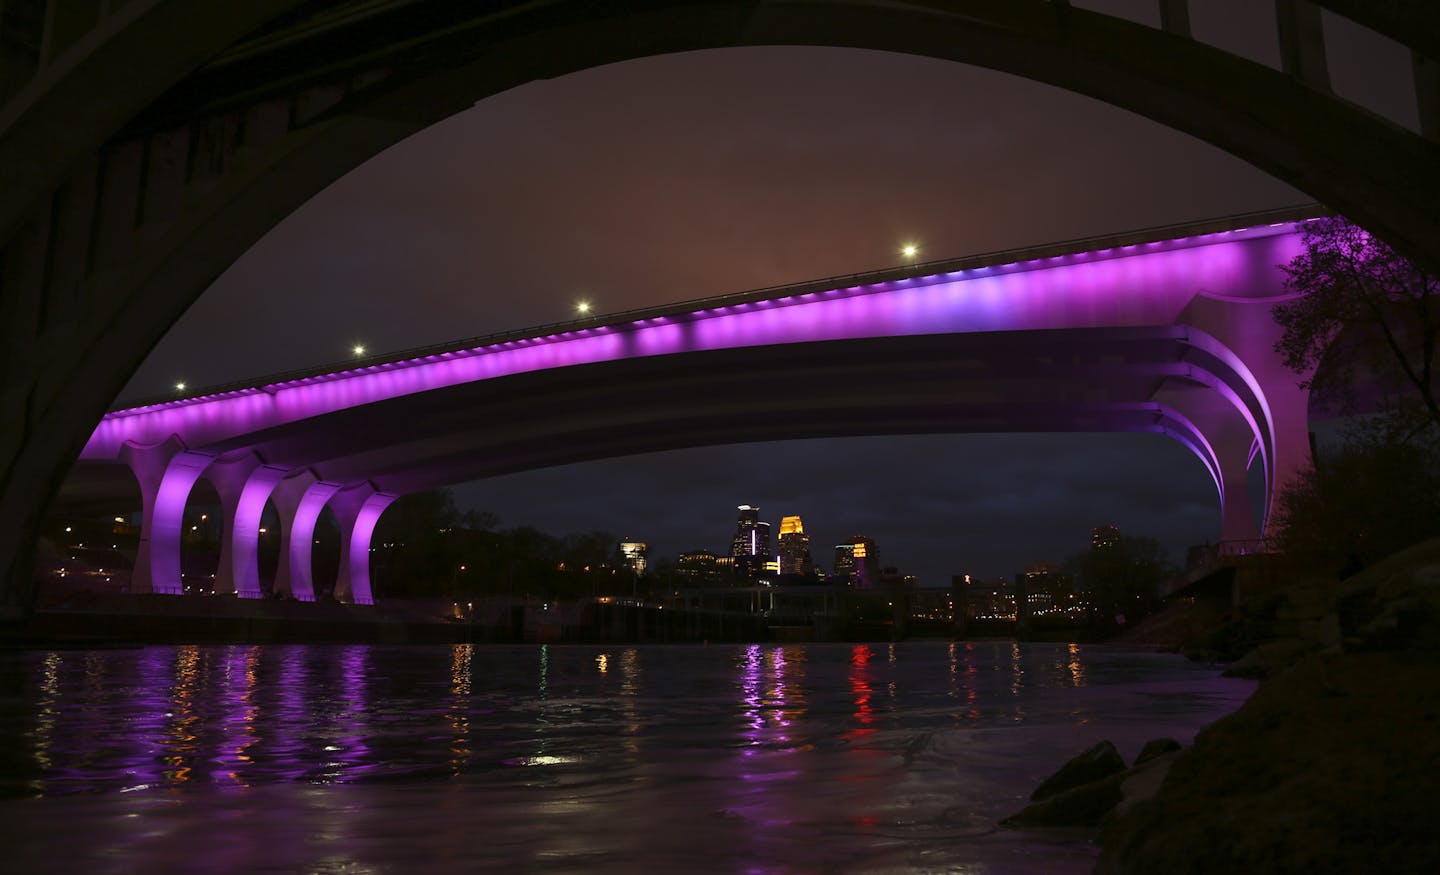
901 243 920 261
352 343 366 357
174 381 186 392
575 301 592 316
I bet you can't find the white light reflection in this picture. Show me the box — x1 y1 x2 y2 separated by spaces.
449 643 474 774
29 652 61 785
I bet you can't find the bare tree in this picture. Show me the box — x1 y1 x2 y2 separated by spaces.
1274 215 1439 433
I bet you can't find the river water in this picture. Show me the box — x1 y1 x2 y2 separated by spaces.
0 642 1251 874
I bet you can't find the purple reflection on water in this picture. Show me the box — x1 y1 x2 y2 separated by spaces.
217 645 260 787
321 645 372 783
271 646 309 783
0 644 1259 874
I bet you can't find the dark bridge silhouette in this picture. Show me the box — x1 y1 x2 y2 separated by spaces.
4 1 1435 614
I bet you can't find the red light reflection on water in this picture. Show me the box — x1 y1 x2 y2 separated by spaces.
845 644 875 743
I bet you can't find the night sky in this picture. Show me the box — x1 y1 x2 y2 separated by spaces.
120 29 1415 583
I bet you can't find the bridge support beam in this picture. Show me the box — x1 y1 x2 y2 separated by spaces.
119 437 213 595
207 453 289 599
1155 387 1262 544
329 484 395 607
1276 0 1331 92
270 472 341 603
1179 299 1313 534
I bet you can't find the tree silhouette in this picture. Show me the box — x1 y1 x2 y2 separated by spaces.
1274 215 1439 431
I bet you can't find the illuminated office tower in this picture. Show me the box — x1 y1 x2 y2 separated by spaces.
677 549 719 584
777 515 813 576
833 543 856 583
619 540 647 576
851 535 880 589
730 505 771 579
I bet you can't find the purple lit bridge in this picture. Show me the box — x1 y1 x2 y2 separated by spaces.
68 211 1316 605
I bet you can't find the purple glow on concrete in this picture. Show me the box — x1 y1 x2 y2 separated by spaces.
83 226 1314 584
129 449 213 595
228 465 289 599
338 491 395 606
86 228 1304 458
208 454 277 598
286 480 342 603
1149 406 1223 501
1177 347 1273 506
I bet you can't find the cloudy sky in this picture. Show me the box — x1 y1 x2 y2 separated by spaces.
123 22 1414 583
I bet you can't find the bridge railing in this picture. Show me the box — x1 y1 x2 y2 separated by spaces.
110 203 1322 413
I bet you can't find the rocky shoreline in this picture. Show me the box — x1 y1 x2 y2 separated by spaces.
1007 537 1440 873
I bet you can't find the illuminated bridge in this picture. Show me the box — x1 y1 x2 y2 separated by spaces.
62 208 1316 604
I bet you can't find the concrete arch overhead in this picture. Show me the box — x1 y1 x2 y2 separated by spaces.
2 0 1434 616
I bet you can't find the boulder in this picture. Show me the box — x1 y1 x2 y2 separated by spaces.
1223 637 1317 679
1003 771 1126 828
1029 740 1126 801
1133 737 1181 767
1110 750 1181 819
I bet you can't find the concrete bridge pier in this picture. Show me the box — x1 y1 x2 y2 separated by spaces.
207 453 290 599
1179 296 1315 534
119 437 215 595
328 484 395 606
1157 388 1262 544
269 472 342 603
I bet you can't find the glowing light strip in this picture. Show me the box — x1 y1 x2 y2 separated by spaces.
83 225 1304 459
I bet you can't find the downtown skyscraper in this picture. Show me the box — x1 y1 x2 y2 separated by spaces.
730 505 771 579
777 515 813 577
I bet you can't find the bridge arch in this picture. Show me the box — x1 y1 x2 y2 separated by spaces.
4 0 1431 613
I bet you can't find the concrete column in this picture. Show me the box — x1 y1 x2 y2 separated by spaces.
328 483 396 606
1415 52 1439 141
1275 0 1331 91
1156 384 1262 545
207 453 289 598
1178 297 1313 536
269 471 340 602
1158 0 1190 37
1213 432 1261 544
119 436 213 595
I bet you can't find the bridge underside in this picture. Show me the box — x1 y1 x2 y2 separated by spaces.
54 327 1284 604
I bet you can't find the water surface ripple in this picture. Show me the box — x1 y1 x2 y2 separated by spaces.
0 642 1252 873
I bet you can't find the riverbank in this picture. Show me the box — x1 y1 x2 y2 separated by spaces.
3 592 776 646
1091 536 1440 872
7 592 472 646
